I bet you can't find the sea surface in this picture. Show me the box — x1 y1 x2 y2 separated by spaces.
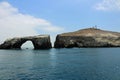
0 48 120 80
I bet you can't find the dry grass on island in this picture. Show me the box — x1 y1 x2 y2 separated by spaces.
55 28 120 48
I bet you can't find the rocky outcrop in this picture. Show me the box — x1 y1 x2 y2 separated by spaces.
54 28 120 48
0 35 52 49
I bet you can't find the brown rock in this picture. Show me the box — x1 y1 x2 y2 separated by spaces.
54 28 120 48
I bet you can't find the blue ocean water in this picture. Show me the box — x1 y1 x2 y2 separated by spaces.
0 48 120 80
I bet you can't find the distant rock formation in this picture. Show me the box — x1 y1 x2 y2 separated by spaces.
0 35 52 49
54 28 120 48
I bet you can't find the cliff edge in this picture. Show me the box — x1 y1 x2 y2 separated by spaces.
54 28 120 48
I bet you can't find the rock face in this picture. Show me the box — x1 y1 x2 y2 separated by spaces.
54 28 120 48
0 35 52 49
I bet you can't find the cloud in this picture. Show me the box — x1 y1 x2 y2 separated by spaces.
0 1 63 43
94 0 120 11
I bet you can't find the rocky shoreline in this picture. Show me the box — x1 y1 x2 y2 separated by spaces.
0 28 120 49
0 35 52 49
54 28 120 48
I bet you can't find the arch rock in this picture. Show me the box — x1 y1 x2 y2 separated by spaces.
0 35 52 49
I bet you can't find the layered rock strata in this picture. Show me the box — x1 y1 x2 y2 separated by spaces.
54 28 120 48
0 35 52 49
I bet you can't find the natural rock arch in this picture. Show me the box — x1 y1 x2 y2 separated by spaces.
0 35 52 49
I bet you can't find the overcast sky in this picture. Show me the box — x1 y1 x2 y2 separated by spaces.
0 0 120 44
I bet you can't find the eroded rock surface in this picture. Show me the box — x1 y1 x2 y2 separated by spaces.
54 28 120 48
0 35 52 49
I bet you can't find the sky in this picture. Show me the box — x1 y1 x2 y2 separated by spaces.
0 0 120 44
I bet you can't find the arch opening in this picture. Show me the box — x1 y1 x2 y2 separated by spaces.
21 40 34 49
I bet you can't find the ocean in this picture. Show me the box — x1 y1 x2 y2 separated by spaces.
0 48 120 80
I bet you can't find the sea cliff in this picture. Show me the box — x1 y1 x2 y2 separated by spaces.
54 28 120 48
0 35 52 49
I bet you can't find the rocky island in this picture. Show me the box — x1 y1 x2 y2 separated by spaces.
0 35 52 49
54 28 120 48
